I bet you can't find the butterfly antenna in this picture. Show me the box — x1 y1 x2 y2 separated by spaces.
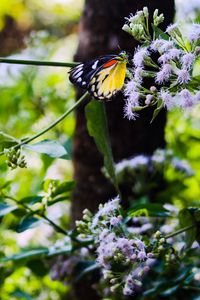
117 45 122 53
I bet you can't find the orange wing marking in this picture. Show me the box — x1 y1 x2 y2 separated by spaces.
103 59 117 69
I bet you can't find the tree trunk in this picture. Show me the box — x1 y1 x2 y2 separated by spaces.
71 0 175 220
71 1 174 299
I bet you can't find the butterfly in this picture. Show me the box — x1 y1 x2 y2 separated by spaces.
69 51 128 100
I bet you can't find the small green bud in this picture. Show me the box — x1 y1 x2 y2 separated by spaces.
7 161 13 168
143 7 149 18
83 209 92 217
122 24 132 34
158 245 164 251
75 220 86 228
103 270 113 279
129 12 143 23
78 234 87 239
153 9 164 26
110 278 118 284
12 154 17 162
134 279 142 287
159 238 166 244
131 24 145 41
110 283 121 292
83 214 91 222
16 149 21 158
153 9 159 19
154 231 162 239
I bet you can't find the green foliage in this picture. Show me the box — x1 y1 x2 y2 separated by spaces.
85 100 118 190
129 203 170 218
0 2 199 300
179 208 200 247
24 139 69 159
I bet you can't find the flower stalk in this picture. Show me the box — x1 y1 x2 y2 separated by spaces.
0 57 78 68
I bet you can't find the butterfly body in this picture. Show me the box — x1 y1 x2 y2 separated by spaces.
69 52 128 100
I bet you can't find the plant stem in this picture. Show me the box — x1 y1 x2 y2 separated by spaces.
165 224 196 239
41 214 68 235
4 194 68 235
0 57 78 68
0 92 89 155
182 286 200 291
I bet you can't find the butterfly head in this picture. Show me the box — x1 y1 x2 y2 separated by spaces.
116 51 128 63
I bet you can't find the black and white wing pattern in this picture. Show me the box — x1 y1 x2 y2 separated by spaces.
69 55 116 89
69 52 128 100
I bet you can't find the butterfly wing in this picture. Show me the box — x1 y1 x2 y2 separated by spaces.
69 55 116 89
69 53 127 100
88 59 127 99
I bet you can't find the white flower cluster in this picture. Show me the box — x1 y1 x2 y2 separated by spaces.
123 8 200 121
98 230 154 296
115 149 194 180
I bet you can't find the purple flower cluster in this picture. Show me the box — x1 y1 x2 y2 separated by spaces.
97 229 154 296
122 16 200 119
75 195 157 296
91 196 121 229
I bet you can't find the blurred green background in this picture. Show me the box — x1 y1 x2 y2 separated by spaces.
0 0 199 299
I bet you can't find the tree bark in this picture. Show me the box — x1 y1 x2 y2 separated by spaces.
71 1 174 299
71 0 175 220
0 16 27 56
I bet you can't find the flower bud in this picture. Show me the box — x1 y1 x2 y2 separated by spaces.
143 7 149 18
110 278 118 284
154 231 162 239
159 238 166 244
122 24 132 34
131 24 145 40
150 86 157 93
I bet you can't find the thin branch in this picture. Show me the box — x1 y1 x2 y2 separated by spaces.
182 286 200 291
0 57 78 68
4 194 68 235
41 214 68 235
165 224 196 239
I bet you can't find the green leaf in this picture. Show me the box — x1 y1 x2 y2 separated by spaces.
75 261 100 281
0 203 18 217
0 131 19 152
129 203 170 218
0 248 49 263
48 244 72 257
151 99 164 123
85 101 117 189
27 259 49 276
194 209 200 222
160 285 179 296
152 24 170 40
0 244 72 264
19 196 43 205
16 216 41 233
132 105 148 112
23 139 69 159
192 56 200 78
10 289 34 300
144 266 191 297
179 208 197 247
51 181 75 197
